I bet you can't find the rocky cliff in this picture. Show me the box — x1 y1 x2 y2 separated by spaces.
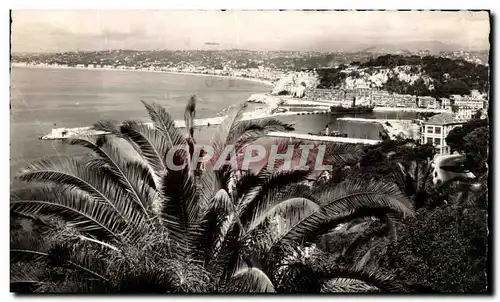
271 71 320 97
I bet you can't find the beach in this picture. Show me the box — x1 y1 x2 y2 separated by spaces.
11 63 275 87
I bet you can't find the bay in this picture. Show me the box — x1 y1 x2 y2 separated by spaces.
10 66 417 179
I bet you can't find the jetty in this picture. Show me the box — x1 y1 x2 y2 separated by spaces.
336 117 417 124
41 117 227 140
373 107 448 113
39 110 322 140
266 132 381 145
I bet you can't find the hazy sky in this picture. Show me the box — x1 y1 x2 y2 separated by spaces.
11 10 490 53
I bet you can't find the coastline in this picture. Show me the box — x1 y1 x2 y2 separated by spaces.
11 63 275 87
14 62 442 143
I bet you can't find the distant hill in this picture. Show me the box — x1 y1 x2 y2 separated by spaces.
358 40 468 54
314 54 489 98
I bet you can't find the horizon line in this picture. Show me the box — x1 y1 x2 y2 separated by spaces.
12 47 490 55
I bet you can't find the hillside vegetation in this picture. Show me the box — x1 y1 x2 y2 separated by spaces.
315 54 489 98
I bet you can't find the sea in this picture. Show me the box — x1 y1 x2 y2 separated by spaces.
10 66 417 179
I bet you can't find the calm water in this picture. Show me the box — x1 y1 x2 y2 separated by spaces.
10 67 417 178
10 67 270 176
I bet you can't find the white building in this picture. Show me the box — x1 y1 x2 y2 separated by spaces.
418 96 437 108
455 106 478 121
450 90 487 109
453 99 485 110
440 97 452 110
421 113 465 156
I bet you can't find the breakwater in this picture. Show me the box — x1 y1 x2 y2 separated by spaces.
40 110 324 140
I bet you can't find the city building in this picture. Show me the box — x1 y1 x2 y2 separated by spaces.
418 96 438 108
440 97 452 110
455 106 478 121
453 99 485 110
421 113 465 156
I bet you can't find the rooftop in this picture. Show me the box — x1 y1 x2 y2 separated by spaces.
425 113 463 125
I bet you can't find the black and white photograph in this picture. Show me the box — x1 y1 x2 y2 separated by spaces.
9 9 491 294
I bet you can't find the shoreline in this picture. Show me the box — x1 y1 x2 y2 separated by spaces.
14 63 440 143
11 63 275 87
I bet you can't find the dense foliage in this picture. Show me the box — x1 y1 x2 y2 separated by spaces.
382 203 488 293
446 118 489 175
10 97 415 293
316 54 489 98
315 134 489 293
316 67 349 89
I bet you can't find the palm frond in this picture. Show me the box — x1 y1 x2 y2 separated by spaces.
119 120 170 182
212 220 243 282
238 169 312 229
141 101 186 149
16 157 148 229
229 118 295 152
11 249 49 264
227 266 275 293
211 103 248 192
11 186 131 242
10 262 48 293
47 243 110 283
64 136 153 217
160 165 203 255
244 197 321 255
10 263 45 285
323 142 364 167
278 252 406 293
247 197 321 235
312 178 414 215
341 215 393 260
198 189 233 265
234 168 271 204
322 278 379 293
318 265 406 292
212 102 247 155
92 120 121 137
196 161 220 211
271 179 413 251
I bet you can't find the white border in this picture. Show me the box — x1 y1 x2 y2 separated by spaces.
2 1 497 301
3 1 498 10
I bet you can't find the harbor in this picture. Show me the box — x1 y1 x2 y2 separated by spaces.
39 107 419 141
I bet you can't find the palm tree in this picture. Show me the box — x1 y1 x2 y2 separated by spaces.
11 96 414 293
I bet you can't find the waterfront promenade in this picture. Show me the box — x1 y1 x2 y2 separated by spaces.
266 132 381 145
